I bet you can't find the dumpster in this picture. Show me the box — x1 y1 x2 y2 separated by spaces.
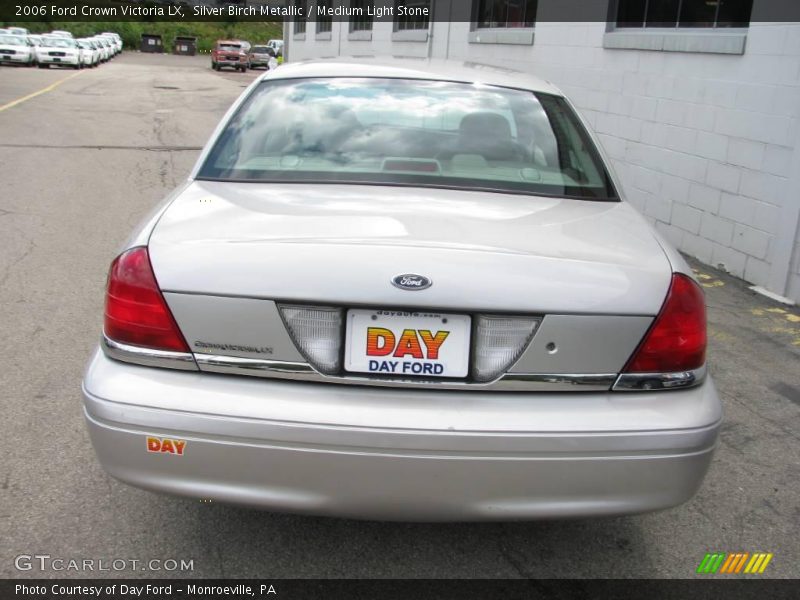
140 34 164 53
173 36 197 56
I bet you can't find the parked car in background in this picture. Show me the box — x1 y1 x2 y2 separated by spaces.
266 39 283 57
83 59 720 521
211 40 248 72
99 33 121 55
247 45 275 70
89 37 107 62
77 38 100 68
108 32 123 53
7 27 30 36
36 36 80 69
0 34 35 67
92 37 112 62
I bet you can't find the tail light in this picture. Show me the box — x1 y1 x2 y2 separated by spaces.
616 273 706 390
473 315 540 382
104 247 190 353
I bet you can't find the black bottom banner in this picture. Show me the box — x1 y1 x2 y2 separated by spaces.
3 579 799 600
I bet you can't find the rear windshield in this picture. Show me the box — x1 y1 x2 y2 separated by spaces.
198 77 617 200
218 44 241 51
252 46 269 53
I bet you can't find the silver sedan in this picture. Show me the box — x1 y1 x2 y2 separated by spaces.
83 59 720 521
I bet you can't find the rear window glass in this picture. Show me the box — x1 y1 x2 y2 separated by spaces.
252 46 269 53
218 44 241 51
198 77 617 200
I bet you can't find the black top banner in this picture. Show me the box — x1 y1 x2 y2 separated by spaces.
2 0 800 24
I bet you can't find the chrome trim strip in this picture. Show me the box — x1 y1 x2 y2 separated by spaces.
499 373 618 391
195 354 317 378
612 366 707 391
102 335 198 371
193 353 616 392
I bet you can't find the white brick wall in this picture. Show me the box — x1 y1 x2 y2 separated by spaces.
285 10 800 303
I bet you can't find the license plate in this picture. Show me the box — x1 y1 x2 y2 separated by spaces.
344 309 471 378
53 58 61 62
2 56 9 61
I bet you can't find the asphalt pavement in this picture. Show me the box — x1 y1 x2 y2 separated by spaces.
0 52 798 579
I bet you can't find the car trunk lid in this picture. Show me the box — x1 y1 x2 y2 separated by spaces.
148 181 671 316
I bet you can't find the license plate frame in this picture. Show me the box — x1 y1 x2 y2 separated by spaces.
344 308 471 379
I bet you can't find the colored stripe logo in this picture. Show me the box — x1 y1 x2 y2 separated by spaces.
697 552 773 574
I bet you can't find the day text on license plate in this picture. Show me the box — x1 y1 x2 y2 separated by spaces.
344 309 471 378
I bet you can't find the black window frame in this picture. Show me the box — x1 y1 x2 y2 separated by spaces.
293 0 307 35
350 0 374 33
316 0 333 34
472 0 538 30
611 0 754 29
393 0 432 32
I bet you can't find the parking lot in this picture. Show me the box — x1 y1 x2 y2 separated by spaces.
1 52 798 579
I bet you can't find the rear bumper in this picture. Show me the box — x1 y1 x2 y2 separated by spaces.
83 349 721 521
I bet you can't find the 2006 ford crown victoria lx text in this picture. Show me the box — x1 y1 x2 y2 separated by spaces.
82 59 721 521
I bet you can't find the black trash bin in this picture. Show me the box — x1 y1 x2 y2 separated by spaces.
140 34 164 53
173 36 197 56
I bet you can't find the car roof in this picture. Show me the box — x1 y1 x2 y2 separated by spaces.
259 58 561 96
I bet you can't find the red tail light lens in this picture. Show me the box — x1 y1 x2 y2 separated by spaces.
104 247 190 353
623 273 706 373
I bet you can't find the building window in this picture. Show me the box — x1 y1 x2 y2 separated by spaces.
394 0 431 31
293 0 306 35
350 0 373 32
474 0 538 28
615 0 753 28
317 0 333 34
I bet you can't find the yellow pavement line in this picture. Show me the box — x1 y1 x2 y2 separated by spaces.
0 70 84 113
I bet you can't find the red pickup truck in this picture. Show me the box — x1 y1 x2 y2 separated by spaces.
211 40 250 72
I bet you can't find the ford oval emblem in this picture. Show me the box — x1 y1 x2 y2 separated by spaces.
392 274 432 291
